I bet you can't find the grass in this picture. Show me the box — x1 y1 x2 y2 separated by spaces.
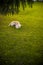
0 2 43 65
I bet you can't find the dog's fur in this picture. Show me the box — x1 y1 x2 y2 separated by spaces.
9 21 21 29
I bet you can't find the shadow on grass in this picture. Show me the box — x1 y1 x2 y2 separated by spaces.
0 53 43 65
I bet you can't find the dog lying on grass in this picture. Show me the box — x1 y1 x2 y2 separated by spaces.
9 21 21 29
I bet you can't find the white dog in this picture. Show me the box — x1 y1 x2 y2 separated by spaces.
9 21 21 29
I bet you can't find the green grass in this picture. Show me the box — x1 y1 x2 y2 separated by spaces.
0 2 43 65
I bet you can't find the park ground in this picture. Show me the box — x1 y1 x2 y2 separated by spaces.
0 2 43 65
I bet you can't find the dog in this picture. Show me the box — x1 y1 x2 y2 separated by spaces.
9 21 21 29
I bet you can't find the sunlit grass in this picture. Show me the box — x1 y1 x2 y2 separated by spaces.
0 2 43 65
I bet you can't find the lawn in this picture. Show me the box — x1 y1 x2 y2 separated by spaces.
0 2 43 65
